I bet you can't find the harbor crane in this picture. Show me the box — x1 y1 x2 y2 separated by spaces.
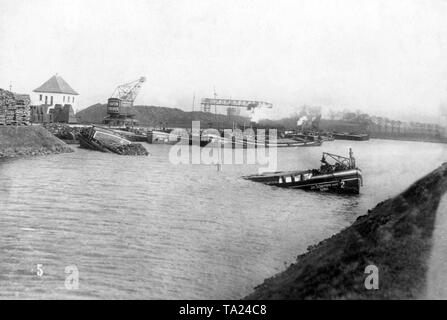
104 77 146 127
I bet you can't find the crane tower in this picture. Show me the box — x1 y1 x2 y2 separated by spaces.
104 77 146 127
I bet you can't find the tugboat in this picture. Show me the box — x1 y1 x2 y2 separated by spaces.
243 148 362 194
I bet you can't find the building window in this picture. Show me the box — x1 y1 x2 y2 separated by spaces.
45 96 48 104
39 94 42 101
50 96 53 105
63 96 65 102
73 97 75 103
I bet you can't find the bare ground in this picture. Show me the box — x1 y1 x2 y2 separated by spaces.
0 125 73 158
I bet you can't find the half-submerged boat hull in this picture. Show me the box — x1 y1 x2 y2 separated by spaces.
78 134 112 153
244 168 362 194
243 149 362 194
79 126 149 156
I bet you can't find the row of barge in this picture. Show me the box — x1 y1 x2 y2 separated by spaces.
48 123 369 147
49 125 365 194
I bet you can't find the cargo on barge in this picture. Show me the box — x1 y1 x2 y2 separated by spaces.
243 148 362 194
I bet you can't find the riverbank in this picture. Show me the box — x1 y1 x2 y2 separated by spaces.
370 134 447 144
245 162 447 299
0 125 73 158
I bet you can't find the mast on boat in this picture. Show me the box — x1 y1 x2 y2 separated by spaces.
321 148 356 169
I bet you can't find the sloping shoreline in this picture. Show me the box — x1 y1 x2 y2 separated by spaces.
0 126 73 158
245 162 447 299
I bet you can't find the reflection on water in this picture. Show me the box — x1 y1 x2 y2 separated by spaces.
0 139 446 299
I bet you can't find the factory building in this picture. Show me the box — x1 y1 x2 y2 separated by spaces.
31 74 79 112
30 74 79 123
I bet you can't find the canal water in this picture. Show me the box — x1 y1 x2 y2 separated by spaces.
0 139 446 299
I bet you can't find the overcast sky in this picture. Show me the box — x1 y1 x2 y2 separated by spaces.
1 0 447 122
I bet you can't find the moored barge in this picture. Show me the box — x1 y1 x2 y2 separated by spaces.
243 149 362 194
333 132 370 141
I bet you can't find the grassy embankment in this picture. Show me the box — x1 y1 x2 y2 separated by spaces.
0 125 73 158
245 162 447 299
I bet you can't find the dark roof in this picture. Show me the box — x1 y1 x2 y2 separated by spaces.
33 75 79 95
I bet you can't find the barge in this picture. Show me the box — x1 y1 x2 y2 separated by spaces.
297 140 323 147
243 149 362 194
284 130 334 142
333 132 370 141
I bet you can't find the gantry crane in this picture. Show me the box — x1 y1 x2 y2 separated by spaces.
104 77 146 127
200 98 273 122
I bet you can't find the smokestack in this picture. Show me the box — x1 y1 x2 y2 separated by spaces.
250 108 259 124
297 116 308 126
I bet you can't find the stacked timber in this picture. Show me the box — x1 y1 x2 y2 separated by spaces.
0 89 15 125
0 88 31 125
30 105 52 123
43 123 81 141
14 94 31 125
49 104 77 123
6 105 15 124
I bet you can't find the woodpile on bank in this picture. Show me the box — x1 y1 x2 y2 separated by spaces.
43 123 81 141
30 105 52 123
0 88 31 125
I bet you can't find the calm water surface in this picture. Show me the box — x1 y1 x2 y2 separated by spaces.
0 139 446 299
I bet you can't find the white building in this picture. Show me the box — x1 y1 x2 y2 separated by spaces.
31 74 79 112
